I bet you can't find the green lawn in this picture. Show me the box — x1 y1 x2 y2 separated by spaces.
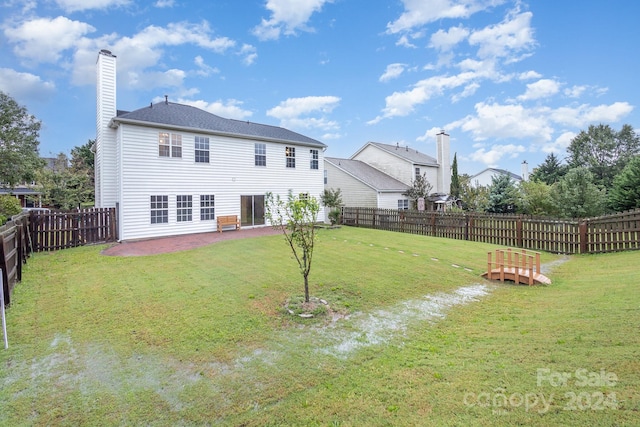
0 227 638 426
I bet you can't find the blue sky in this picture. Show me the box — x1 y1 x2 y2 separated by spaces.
1 0 638 177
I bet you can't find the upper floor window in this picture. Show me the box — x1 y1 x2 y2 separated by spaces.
177 195 192 222
159 132 182 158
324 169 328 185
195 136 209 163
150 195 168 224
310 149 319 170
285 146 295 168
255 143 266 166
415 167 421 179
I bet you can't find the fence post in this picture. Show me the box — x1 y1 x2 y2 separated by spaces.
579 220 588 254
516 217 523 248
1 270 7 349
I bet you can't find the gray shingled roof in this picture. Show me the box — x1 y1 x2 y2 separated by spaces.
113 101 326 148
358 142 438 166
325 157 409 192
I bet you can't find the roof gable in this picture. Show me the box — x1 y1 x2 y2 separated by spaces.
113 101 326 148
352 141 438 166
471 168 522 181
325 157 409 192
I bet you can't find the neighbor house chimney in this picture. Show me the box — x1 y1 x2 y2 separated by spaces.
436 130 451 194
521 160 529 181
96 49 117 208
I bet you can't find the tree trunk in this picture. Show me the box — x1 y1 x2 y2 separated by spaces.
304 273 309 303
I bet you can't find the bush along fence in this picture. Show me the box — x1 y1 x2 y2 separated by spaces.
341 207 640 255
1 208 117 305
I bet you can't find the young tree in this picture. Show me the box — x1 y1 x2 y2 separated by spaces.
552 167 607 218
0 91 44 188
320 187 343 225
450 153 461 198
609 155 640 212
529 153 568 185
402 173 433 209
265 191 320 303
485 174 520 214
458 174 489 212
567 124 640 190
70 139 95 204
519 180 556 216
37 153 93 210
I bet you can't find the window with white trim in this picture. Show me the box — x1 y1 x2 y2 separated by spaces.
285 146 295 168
415 167 421 179
150 195 168 224
195 136 209 163
177 195 192 222
398 199 409 210
200 195 215 220
310 149 319 169
159 132 182 158
255 143 266 166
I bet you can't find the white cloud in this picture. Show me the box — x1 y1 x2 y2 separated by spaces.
0 68 56 101
155 0 175 7
541 131 575 154
550 102 634 128
252 0 332 41
55 0 130 12
180 99 253 120
396 35 417 48
429 25 469 51
468 10 535 60
267 95 341 131
379 63 407 82
194 56 219 77
517 78 560 101
4 16 96 63
238 44 258 66
387 0 502 34
470 143 526 167
518 70 542 80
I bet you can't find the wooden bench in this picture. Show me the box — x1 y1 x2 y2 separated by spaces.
217 215 240 233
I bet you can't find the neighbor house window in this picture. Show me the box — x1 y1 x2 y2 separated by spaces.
255 143 266 166
195 136 209 163
177 195 192 222
150 195 168 224
415 167 421 179
200 195 215 220
310 149 319 169
299 193 310 200
398 199 409 210
285 146 295 168
324 169 328 184
159 132 182 158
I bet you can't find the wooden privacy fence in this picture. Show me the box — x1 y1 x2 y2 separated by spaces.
29 208 117 252
341 207 640 255
0 214 30 306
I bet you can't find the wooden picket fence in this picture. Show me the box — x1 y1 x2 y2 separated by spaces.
1 208 117 305
341 207 640 255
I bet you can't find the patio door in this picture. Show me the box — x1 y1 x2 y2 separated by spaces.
240 195 265 227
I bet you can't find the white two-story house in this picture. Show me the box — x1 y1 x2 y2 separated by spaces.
95 49 326 241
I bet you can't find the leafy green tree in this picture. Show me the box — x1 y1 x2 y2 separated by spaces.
450 153 461 198
458 174 489 212
402 173 433 209
485 174 520 214
609 155 640 212
320 187 343 225
70 139 95 205
567 124 640 190
552 167 607 218
519 180 556 216
530 153 568 185
0 91 44 188
265 191 320 303
37 153 93 210
0 194 22 224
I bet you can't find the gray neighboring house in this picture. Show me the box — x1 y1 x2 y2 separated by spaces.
324 157 410 211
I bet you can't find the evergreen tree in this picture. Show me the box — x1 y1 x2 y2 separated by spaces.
530 153 567 185
485 174 520 214
450 153 461 198
552 167 607 218
609 156 640 211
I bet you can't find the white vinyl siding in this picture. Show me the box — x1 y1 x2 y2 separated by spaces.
115 124 325 240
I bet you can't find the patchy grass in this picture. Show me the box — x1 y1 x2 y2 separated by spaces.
0 227 638 426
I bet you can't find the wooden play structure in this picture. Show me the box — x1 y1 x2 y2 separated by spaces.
482 248 551 285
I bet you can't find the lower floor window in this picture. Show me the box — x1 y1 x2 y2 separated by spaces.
177 195 192 222
398 199 409 210
200 195 215 220
151 195 168 224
